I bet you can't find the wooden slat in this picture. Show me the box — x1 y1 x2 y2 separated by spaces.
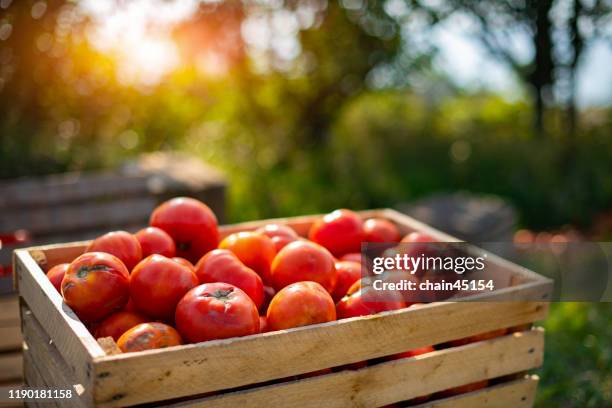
0 296 19 322
414 375 539 408
22 348 62 408
0 351 22 382
21 306 89 408
0 324 22 352
91 303 547 406
154 330 543 408
13 250 104 386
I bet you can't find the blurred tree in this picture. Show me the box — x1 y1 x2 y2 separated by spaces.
393 0 612 138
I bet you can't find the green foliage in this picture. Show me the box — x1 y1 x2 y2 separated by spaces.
537 303 612 407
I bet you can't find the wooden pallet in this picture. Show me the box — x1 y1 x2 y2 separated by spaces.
14 209 552 407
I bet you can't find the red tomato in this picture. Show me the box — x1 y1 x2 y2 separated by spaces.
130 255 199 320
331 261 361 302
62 252 130 322
267 281 336 331
218 232 276 284
270 241 337 293
117 322 183 352
255 223 299 252
259 315 269 333
363 218 401 242
150 197 219 263
46 263 69 293
95 310 150 341
439 380 489 397
308 209 364 257
448 329 508 347
175 283 260 343
260 285 276 314
135 227 176 258
86 231 142 271
123 297 138 313
195 249 264 309
172 257 195 272
340 253 362 263
400 232 436 244
392 345 435 360
336 278 406 319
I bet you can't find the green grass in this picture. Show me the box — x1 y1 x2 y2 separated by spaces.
536 303 612 407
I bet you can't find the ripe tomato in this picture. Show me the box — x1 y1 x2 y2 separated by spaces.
219 232 276 284
130 255 199 320
95 310 149 341
448 329 508 347
363 218 401 243
172 257 196 272
267 281 336 331
339 253 362 263
439 380 488 397
195 249 264 309
336 278 406 319
391 345 435 360
175 283 260 343
400 232 436 244
46 263 69 293
255 223 299 252
270 241 337 293
86 231 142 271
259 315 269 333
308 209 364 257
331 261 361 302
150 197 219 263
62 252 130 322
260 285 276 314
117 322 183 353
135 227 176 258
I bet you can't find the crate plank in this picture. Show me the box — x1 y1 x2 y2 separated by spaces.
21 306 90 407
0 324 21 352
22 350 68 408
153 330 543 408
0 296 19 322
92 304 547 406
413 375 539 408
0 351 22 383
13 251 104 384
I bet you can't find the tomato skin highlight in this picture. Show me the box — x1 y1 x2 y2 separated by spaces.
130 255 199 321
270 241 337 293
267 281 336 331
86 231 143 272
150 197 219 263
175 283 260 343
117 322 183 352
219 232 276 284
46 263 69 293
95 310 150 341
61 252 130 323
308 209 364 257
135 227 176 258
336 278 406 319
195 249 264 309
255 224 299 252
331 261 361 302
363 218 401 243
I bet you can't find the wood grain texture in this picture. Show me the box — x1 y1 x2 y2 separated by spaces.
21 306 90 407
0 325 22 352
0 351 22 382
0 295 19 323
151 330 543 408
413 375 539 408
92 304 547 406
13 250 104 385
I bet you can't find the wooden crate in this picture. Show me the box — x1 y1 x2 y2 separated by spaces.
0 295 22 383
0 152 226 288
14 209 552 407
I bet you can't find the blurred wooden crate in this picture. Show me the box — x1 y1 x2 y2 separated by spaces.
0 152 226 293
14 209 552 407
0 295 22 383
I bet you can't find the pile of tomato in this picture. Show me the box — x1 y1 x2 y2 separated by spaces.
44 197 509 396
